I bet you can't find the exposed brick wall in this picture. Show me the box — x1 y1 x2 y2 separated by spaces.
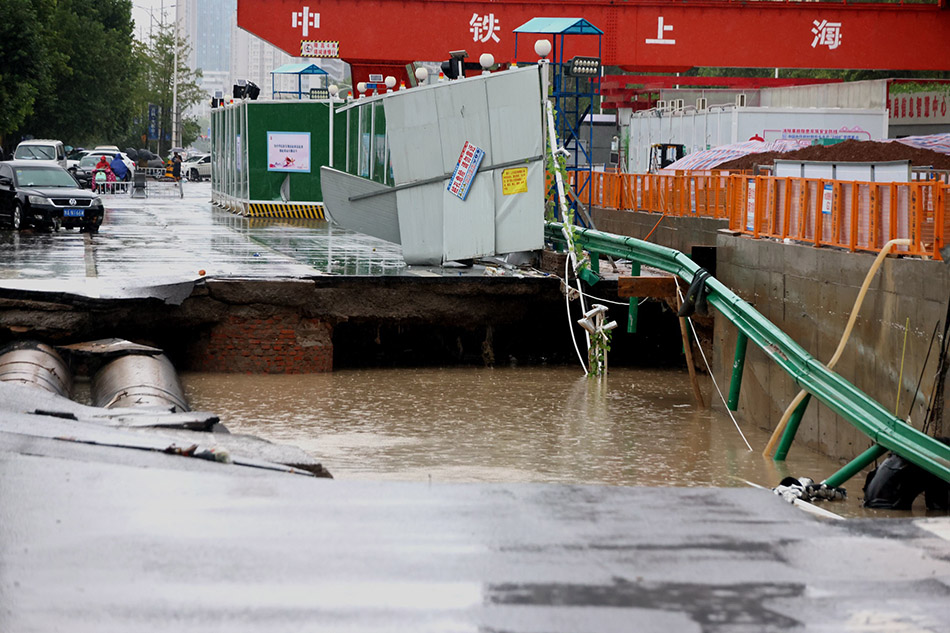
197 314 332 373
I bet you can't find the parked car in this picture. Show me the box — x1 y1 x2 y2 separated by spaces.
13 139 67 169
66 148 90 173
0 161 104 232
73 154 104 189
184 154 212 181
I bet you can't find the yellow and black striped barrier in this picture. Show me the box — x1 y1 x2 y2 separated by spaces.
246 202 326 220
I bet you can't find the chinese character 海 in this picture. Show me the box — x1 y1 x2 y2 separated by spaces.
470 13 501 43
811 20 842 50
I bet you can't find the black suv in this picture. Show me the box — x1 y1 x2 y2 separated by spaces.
0 161 104 232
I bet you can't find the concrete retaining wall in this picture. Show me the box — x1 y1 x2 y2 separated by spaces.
591 205 950 461
714 235 950 460
592 207 727 257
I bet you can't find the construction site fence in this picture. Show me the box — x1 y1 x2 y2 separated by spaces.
572 171 950 259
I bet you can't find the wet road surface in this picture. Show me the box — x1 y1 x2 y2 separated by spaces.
3 384 950 633
3 185 950 631
0 182 515 298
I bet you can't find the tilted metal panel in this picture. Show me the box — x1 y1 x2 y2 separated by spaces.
397 183 444 265
442 175 496 262
435 78 493 173
486 66 543 163
321 166 400 244
435 77 496 262
384 89 443 185
493 161 544 255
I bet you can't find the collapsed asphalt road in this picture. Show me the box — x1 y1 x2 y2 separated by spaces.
2 381 950 632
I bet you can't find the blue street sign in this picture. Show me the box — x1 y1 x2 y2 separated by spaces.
148 104 159 141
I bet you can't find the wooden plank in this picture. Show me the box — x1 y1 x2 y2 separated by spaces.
617 275 677 299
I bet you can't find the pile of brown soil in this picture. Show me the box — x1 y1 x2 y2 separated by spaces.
717 139 950 171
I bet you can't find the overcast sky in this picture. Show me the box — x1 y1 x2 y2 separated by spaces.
131 1 200 41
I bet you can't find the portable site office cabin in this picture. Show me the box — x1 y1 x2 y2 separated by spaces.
210 99 347 218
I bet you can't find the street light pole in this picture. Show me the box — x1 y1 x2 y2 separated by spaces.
172 3 180 149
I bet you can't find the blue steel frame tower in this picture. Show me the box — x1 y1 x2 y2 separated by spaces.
514 18 603 226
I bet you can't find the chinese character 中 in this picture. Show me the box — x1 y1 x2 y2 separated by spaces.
292 6 320 37
811 20 842 50
470 13 500 43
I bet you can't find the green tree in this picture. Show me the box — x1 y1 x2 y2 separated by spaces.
23 1 138 147
0 0 48 146
139 20 203 156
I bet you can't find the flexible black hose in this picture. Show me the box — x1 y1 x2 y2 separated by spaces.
908 321 940 421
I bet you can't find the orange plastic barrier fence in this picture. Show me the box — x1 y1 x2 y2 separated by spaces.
573 171 950 259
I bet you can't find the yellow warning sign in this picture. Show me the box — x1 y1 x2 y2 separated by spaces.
501 167 528 195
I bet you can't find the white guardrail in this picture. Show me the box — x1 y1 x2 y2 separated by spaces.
92 181 132 195
92 168 184 199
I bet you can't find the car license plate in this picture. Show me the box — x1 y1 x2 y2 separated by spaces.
64 208 84 217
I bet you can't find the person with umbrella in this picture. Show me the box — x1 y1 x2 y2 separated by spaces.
110 153 129 181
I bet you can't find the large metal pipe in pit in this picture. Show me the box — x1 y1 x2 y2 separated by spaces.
0 341 73 398
91 353 190 412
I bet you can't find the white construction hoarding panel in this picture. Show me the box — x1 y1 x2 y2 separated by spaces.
320 167 400 244
622 106 889 173
734 108 888 144
775 159 911 183
384 88 443 184
803 162 830 180
486 67 544 162
397 183 444 265
486 66 545 255
332 66 544 265
435 80 493 173
493 161 544 254
443 173 495 262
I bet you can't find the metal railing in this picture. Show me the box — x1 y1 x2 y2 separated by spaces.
92 181 132 196
545 221 950 487
573 171 950 259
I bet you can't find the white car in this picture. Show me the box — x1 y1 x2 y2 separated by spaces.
183 154 211 181
66 149 91 173
13 139 67 169
82 150 136 178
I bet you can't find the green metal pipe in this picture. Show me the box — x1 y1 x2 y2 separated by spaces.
627 262 641 334
774 394 812 461
544 222 950 486
822 444 888 489
727 332 749 411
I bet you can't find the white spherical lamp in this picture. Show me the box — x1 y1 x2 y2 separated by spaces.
328 84 339 98
414 67 429 85
384 75 397 91
479 53 495 72
534 39 552 59
356 81 367 94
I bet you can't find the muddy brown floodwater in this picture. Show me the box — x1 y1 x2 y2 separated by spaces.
181 366 939 519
